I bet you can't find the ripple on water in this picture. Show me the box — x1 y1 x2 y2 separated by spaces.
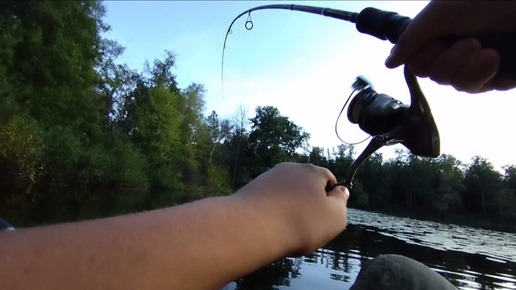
348 208 516 263
225 208 516 290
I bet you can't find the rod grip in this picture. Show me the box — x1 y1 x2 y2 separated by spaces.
356 7 516 80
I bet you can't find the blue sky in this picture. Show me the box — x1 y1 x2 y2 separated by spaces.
103 1 516 170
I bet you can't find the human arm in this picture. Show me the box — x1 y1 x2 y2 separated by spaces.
385 1 516 93
0 162 349 290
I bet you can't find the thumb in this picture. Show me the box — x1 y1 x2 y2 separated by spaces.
328 185 350 203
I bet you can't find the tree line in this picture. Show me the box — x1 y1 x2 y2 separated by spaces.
1 1 515 229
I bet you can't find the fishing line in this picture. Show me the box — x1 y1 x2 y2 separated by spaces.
221 4 358 98
335 89 370 146
245 12 253 30
221 12 253 97
221 5 369 147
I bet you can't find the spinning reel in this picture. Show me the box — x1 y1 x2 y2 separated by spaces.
333 66 439 190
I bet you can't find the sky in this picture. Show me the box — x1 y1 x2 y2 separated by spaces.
102 1 516 171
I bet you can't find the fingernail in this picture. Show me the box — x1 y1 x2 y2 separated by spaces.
338 186 350 199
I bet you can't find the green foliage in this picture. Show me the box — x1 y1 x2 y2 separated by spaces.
96 38 136 122
502 165 516 197
194 111 234 181
432 155 464 213
131 85 184 189
384 150 436 210
226 105 251 188
463 156 503 217
177 83 207 173
110 52 207 190
355 153 386 208
145 50 179 92
349 181 369 208
308 146 328 167
3 1 105 127
327 144 354 182
0 114 43 190
247 106 310 176
40 125 82 184
206 165 232 196
496 187 516 222
77 128 148 188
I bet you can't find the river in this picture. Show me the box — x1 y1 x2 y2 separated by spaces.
224 208 516 290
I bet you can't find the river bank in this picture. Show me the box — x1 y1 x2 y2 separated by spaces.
2 187 515 235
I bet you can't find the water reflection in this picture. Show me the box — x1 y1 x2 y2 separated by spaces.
226 209 516 290
229 259 301 290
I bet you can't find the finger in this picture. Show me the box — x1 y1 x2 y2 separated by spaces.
428 38 482 85
314 165 337 186
482 75 516 92
386 3 459 68
327 185 349 203
408 40 447 77
451 49 500 93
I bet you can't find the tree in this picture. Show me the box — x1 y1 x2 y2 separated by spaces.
204 111 232 165
355 153 386 209
384 149 436 211
96 38 139 123
192 111 233 195
328 144 355 184
247 106 310 176
2 1 107 127
497 165 516 221
462 156 503 218
502 165 516 197
145 50 179 93
176 83 207 180
131 85 183 189
350 181 369 208
432 154 464 213
0 115 43 192
308 146 328 167
0 1 119 189
229 104 250 187
116 52 207 190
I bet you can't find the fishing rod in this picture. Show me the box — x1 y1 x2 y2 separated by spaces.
222 4 516 190
221 4 405 86
223 4 516 79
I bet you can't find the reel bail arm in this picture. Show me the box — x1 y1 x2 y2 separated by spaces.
326 66 438 192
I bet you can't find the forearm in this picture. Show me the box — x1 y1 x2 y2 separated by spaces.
0 195 291 290
0 163 349 290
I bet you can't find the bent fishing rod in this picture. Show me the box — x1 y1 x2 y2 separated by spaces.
222 4 516 190
223 4 516 79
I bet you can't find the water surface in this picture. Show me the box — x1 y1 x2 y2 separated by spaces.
226 208 516 290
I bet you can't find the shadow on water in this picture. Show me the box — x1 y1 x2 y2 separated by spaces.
0 187 180 227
